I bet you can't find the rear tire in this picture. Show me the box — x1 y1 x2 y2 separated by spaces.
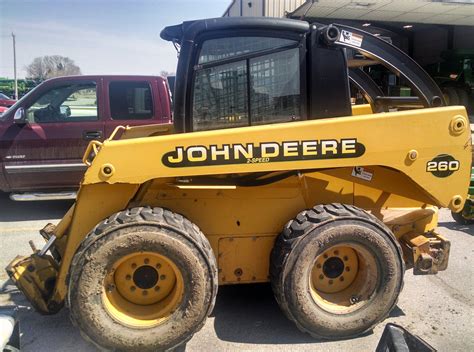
444 87 459 105
456 88 469 108
270 204 404 339
68 207 218 351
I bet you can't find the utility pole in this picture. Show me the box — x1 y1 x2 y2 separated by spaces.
12 32 18 100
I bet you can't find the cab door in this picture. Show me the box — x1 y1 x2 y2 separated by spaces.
2 79 105 191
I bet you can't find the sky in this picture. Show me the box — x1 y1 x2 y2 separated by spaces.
0 0 229 78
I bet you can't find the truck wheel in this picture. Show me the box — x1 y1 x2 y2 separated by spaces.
270 204 404 339
68 207 218 351
443 87 459 105
451 210 472 225
455 88 469 108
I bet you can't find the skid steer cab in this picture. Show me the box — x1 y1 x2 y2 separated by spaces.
6 17 471 351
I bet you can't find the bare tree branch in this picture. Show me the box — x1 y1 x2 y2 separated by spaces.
25 55 82 80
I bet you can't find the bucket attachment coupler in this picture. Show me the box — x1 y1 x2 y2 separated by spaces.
5 254 59 314
401 232 450 275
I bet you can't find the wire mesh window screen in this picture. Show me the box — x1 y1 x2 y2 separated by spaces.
250 48 300 125
199 37 296 64
193 37 301 131
193 60 248 131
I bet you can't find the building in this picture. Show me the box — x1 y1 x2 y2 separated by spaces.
223 0 305 18
223 0 474 108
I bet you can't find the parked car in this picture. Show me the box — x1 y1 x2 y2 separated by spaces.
0 75 171 200
0 93 16 108
0 106 8 117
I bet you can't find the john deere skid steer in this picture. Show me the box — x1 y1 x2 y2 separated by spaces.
6 18 471 351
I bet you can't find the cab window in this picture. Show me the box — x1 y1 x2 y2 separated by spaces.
109 81 153 120
193 36 301 131
26 83 97 123
198 36 296 64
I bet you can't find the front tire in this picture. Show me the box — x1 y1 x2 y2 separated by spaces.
270 204 404 339
68 207 218 351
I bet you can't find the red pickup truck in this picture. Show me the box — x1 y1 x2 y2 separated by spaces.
0 93 16 108
0 75 171 200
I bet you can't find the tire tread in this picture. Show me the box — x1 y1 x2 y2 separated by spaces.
68 206 218 351
270 203 404 339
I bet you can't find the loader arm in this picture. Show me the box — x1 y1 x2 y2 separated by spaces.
81 107 470 211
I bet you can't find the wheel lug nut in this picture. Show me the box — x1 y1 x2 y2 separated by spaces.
155 286 160 291
160 275 166 280
334 250 339 255
345 267 350 272
142 290 148 296
125 275 131 280
343 256 348 261
319 274 324 280
131 263 137 269
130 286 136 291
339 276 344 281
323 254 328 259
316 263 321 269
144 258 149 264
350 295 360 304
328 280 333 285
156 263 161 269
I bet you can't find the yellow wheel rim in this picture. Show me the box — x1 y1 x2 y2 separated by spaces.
310 243 378 314
311 246 358 294
102 252 184 328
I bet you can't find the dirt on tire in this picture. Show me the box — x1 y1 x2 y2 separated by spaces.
68 206 218 352
270 203 404 339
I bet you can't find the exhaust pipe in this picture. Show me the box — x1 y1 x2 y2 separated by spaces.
323 24 340 45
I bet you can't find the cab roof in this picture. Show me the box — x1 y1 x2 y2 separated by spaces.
160 17 310 44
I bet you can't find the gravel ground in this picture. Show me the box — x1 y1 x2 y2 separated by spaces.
0 193 473 351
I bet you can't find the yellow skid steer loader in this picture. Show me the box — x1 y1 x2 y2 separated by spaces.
6 17 471 351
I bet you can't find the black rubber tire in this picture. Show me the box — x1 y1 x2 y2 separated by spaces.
444 87 459 105
451 210 472 225
270 203 404 339
456 88 470 108
68 207 218 351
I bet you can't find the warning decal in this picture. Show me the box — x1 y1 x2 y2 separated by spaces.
339 30 363 47
351 166 373 181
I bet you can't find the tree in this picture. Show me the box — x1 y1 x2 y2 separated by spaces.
25 55 82 80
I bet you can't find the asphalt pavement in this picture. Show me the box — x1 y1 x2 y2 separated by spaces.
0 192 473 351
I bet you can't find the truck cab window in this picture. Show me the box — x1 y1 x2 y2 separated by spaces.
109 81 153 120
193 36 301 131
27 83 98 123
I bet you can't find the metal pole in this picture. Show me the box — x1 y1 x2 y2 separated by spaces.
12 33 18 100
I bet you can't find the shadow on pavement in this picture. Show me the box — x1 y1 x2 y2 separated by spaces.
212 283 376 345
438 220 474 236
0 192 73 222
0 279 94 352
0 279 405 351
388 305 405 318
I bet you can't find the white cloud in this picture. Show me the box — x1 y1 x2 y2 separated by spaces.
0 20 178 78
